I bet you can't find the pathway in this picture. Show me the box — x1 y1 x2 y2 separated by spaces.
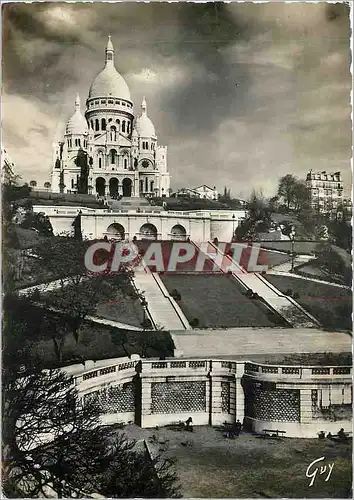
133 269 191 331
172 327 351 358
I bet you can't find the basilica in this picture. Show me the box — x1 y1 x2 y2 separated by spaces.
51 36 171 198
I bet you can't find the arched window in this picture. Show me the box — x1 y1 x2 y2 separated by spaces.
116 119 120 126
91 120 94 130
101 118 106 131
127 122 130 134
145 177 148 192
99 157 102 169
78 139 81 147
71 179 74 189
140 179 144 193
95 119 99 132
122 121 126 133
124 158 128 169
110 150 117 164
150 180 154 192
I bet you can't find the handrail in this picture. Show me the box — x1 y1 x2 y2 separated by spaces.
129 274 157 330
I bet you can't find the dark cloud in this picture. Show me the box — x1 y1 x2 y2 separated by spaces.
2 2 351 196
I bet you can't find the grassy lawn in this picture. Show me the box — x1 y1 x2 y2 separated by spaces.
121 425 352 498
265 275 352 331
160 274 283 328
95 280 145 328
29 321 175 367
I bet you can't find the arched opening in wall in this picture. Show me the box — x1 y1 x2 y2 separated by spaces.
96 177 105 196
110 149 117 165
124 158 128 169
98 157 102 169
122 177 132 197
106 223 125 240
150 180 154 192
139 179 144 194
127 122 130 134
109 178 119 198
170 224 187 241
95 119 99 131
122 121 126 133
145 177 148 192
140 223 158 240
101 118 106 131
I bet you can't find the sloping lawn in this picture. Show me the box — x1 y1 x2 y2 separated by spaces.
160 274 283 328
265 275 352 331
29 321 174 368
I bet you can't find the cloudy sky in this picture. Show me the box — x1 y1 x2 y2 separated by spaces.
2 1 352 197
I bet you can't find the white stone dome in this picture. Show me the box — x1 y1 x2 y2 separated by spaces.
88 36 131 101
135 97 156 137
89 65 131 101
66 95 88 135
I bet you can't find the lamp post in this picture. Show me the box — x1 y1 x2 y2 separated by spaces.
290 225 296 273
232 214 236 241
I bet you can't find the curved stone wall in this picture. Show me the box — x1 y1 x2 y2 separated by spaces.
63 356 352 438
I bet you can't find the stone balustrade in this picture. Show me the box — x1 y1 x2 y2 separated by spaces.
62 356 352 438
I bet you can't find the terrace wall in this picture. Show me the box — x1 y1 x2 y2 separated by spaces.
66 357 352 438
33 205 245 242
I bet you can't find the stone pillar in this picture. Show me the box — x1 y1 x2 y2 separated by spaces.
133 172 139 198
118 182 123 196
235 363 245 423
300 388 312 423
141 377 152 427
209 375 223 426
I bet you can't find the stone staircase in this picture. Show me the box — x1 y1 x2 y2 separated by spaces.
133 269 191 331
107 197 164 212
235 273 319 328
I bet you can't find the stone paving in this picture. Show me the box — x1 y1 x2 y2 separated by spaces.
172 327 351 358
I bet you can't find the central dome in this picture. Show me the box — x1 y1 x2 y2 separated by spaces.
88 36 131 101
89 65 131 101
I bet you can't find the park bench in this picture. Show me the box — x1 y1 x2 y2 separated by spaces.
329 431 352 443
258 429 286 440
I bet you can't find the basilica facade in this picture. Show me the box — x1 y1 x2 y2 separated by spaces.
51 37 171 198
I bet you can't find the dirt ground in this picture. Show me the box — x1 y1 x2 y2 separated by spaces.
120 424 352 498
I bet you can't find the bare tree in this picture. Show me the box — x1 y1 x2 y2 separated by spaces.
3 367 181 498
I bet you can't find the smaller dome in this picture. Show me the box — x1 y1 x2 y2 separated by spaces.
66 94 88 135
135 97 156 138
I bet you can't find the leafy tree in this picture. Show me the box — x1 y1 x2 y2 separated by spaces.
328 218 352 251
44 182 51 192
29 180 37 188
278 174 296 210
277 174 310 212
21 212 53 236
235 190 272 241
75 149 89 194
